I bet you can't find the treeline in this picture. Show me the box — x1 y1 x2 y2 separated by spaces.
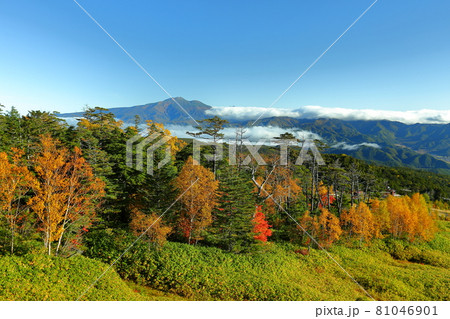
299 194 436 250
0 106 443 256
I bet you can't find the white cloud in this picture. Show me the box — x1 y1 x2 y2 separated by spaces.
164 124 322 141
58 117 78 126
206 105 450 124
296 105 450 124
206 106 301 121
332 142 381 151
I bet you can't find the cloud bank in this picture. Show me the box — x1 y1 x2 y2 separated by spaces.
165 124 321 141
207 105 450 124
206 107 300 121
331 142 381 151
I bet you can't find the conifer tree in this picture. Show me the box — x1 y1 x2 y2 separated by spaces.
210 166 255 252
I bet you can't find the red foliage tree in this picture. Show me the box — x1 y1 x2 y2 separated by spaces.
252 205 272 242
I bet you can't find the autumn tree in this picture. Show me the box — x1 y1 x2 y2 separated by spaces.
252 205 272 243
340 202 375 245
407 193 436 241
129 208 172 248
29 135 104 255
298 211 318 249
252 162 302 240
174 156 219 244
386 195 415 240
317 181 336 210
370 198 391 238
316 208 342 248
0 148 35 253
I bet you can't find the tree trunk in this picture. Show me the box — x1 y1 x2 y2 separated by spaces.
10 225 14 254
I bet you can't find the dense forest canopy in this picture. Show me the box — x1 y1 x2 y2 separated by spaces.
0 105 448 253
0 105 448 301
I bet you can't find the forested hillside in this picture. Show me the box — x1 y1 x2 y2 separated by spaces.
59 98 450 174
0 105 448 301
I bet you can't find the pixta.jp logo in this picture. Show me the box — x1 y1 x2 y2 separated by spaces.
126 135 324 175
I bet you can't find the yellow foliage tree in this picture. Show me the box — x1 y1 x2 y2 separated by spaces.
408 193 436 241
341 202 375 245
298 211 318 248
0 148 35 253
386 195 415 240
146 120 186 155
317 208 342 248
370 198 391 238
174 156 219 244
129 209 172 248
29 135 105 255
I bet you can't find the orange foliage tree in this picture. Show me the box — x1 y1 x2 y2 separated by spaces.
384 194 436 241
29 135 105 255
174 156 219 244
298 211 318 248
316 208 342 248
340 202 375 245
408 193 436 241
370 198 391 238
129 208 172 248
0 148 35 253
318 182 336 209
386 195 416 240
252 205 272 243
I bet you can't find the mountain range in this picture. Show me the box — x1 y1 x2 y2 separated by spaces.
59 97 450 174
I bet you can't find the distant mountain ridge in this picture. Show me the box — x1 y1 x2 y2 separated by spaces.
60 97 211 124
247 117 450 158
59 97 450 174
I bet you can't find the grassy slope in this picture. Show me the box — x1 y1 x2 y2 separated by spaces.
122 241 448 301
0 253 186 301
1 222 448 301
109 221 449 301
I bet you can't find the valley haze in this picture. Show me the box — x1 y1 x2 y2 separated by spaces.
59 97 450 175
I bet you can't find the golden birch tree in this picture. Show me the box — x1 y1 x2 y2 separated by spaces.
174 156 218 244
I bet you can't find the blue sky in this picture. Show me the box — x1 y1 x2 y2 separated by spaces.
1 0 450 115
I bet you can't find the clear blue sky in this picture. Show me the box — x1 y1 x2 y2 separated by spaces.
1 0 449 115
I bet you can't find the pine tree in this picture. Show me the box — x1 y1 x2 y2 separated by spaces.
186 116 228 177
210 167 255 252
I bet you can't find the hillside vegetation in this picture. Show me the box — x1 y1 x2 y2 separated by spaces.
0 219 447 301
83 221 450 301
0 107 448 301
0 252 189 301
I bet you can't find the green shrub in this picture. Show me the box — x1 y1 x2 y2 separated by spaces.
82 223 450 301
0 253 147 301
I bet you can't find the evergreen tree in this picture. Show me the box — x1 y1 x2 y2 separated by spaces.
210 166 255 252
187 116 228 177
